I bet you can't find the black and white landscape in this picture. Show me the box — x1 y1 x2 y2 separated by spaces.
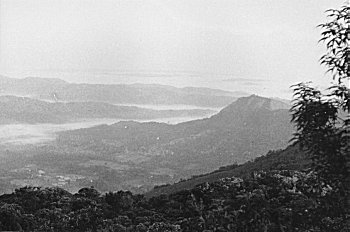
0 1 348 231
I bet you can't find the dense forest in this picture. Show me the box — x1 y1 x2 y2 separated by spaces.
0 169 347 231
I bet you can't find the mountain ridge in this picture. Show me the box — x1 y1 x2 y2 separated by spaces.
0 76 249 107
0 95 215 124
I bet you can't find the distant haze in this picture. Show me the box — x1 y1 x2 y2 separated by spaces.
0 0 344 99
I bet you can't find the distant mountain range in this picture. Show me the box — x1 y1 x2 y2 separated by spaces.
57 95 293 177
0 76 249 107
0 95 215 124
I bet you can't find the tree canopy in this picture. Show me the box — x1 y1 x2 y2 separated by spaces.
290 2 349 224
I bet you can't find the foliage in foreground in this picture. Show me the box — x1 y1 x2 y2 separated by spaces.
290 3 349 217
0 170 348 232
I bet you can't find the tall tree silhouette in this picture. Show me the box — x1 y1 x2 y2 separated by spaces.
290 3 349 220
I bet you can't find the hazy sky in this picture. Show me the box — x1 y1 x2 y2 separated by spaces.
0 0 346 98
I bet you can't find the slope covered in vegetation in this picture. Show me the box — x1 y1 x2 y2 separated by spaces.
147 145 310 197
0 169 347 231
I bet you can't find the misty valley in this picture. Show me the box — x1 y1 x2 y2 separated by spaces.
0 76 293 195
0 110 220 194
0 109 216 145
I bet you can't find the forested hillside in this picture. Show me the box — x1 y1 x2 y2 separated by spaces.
147 145 310 197
0 169 346 231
